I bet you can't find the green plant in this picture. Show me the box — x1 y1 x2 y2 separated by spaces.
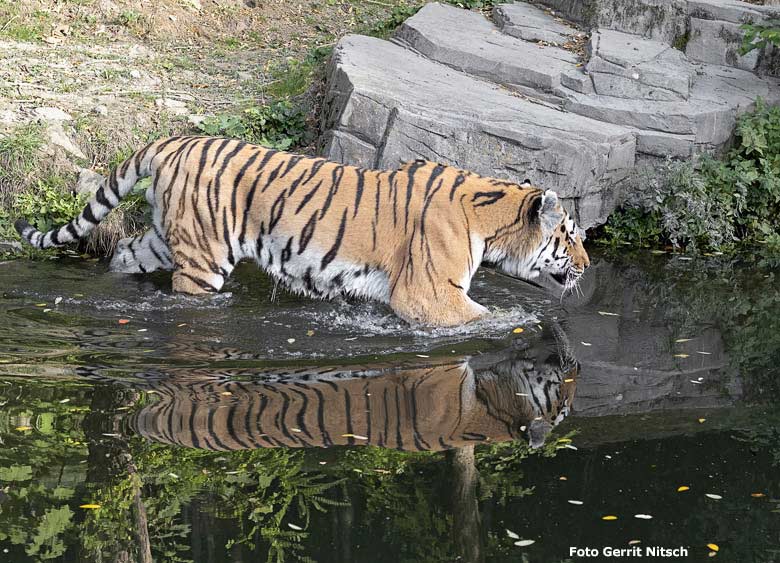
13 176 87 234
599 100 780 254
739 20 780 56
196 100 307 151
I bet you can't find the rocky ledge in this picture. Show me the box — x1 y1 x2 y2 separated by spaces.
318 0 780 228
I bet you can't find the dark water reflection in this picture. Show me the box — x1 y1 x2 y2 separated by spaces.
0 251 778 562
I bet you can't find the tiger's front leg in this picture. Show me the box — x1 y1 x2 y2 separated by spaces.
169 237 235 295
389 282 488 327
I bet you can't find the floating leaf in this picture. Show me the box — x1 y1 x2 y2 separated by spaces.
14 426 32 432
306 330 315 336
628 540 641 546
287 338 296 344
118 319 130 325
677 486 690 492
35 303 47 307
690 380 702 385
696 351 712 355
288 523 302 531
559 476 567 481
634 514 652 519
705 494 722 500
568 500 583 505
341 433 368 440
416 354 429 358
557 438 572 443
562 444 578 450
675 338 692 343
602 515 618 521
79 504 101 509
506 530 520 539
514 539 535 547
674 354 690 358
751 493 766 498
512 327 524 334
707 544 719 552
598 311 619 316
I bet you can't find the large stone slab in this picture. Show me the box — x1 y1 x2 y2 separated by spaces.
587 29 694 100
320 34 636 227
493 2 578 44
394 3 576 99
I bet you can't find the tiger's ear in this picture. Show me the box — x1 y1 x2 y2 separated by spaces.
540 189 563 233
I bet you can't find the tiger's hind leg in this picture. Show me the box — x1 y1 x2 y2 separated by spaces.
109 227 173 273
169 243 235 295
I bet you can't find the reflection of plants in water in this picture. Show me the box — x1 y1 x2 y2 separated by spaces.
80 444 347 563
0 381 90 560
602 252 780 400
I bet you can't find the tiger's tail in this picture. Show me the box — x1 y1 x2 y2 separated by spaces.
14 138 164 249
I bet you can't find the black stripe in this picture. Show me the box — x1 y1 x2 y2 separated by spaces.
298 211 318 254
268 189 287 233
353 168 365 218
95 187 112 209
81 203 99 224
295 180 322 214
318 165 344 219
449 172 466 201
472 190 506 207
320 208 347 271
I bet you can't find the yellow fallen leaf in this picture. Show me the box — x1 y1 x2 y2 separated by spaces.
306 330 315 336
708 552 717 558
564 378 575 383
341 433 368 440
79 504 101 509
602 515 618 521
557 438 572 443
674 353 690 358
35 303 47 307
559 476 567 480
14 426 32 431
118 319 130 325
220 391 232 396
675 338 692 343
751 493 766 498
698 418 706 423
677 485 690 492
707 544 719 552
512 327 524 334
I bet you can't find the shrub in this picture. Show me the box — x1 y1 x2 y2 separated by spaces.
196 100 307 151
740 20 780 56
600 100 780 253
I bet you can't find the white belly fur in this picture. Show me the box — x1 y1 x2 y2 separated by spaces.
244 233 391 302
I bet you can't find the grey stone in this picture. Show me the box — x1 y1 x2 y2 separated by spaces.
76 168 105 196
45 122 86 160
0 240 22 254
92 104 109 116
320 2 779 230
155 97 189 116
493 2 578 44
686 18 759 71
321 34 636 227
587 29 694 101
394 3 576 98
32 106 72 121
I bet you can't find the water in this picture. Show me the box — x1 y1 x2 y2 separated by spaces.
0 250 778 562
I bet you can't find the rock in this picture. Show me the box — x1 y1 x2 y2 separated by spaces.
394 3 577 99
76 168 105 196
685 18 759 72
187 114 207 127
321 34 636 228
45 122 86 160
92 104 109 116
237 71 253 81
129 69 142 79
0 240 22 254
587 29 694 101
32 107 72 121
319 2 780 229
155 97 189 116
493 2 577 44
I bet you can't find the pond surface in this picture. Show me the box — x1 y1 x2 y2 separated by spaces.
0 250 778 562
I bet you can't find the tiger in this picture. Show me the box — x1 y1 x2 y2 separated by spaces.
77 327 579 451
15 136 590 326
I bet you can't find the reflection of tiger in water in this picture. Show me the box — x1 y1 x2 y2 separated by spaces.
101 328 579 451
16 136 589 326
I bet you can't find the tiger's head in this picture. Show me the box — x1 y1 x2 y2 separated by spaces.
481 181 590 294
